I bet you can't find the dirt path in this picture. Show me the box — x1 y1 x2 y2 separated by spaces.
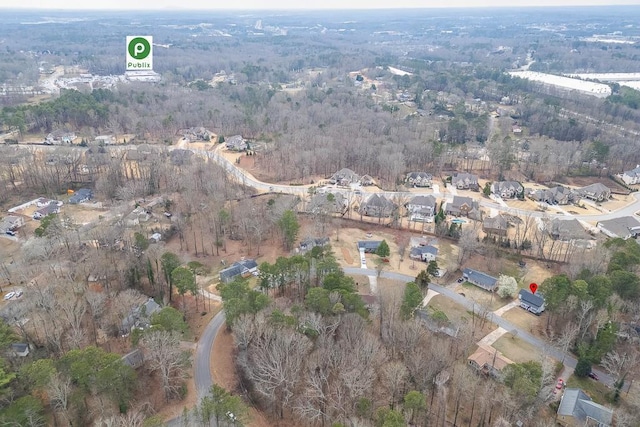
341 247 354 265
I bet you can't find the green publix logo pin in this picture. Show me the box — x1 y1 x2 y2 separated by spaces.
126 36 153 71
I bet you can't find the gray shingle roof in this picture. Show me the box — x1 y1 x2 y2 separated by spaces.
518 289 544 309
463 268 498 290
219 259 258 282
598 216 640 238
357 241 382 250
558 388 613 426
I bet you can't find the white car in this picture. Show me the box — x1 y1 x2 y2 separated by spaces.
3 292 15 301
15 290 23 298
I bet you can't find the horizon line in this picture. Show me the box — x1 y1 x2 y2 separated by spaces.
3 3 640 11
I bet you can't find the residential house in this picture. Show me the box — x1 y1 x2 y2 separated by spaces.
547 219 591 241
0 216 25 233
512 125 522 134
557 388 613 427
359 175 376 186
149 233 162 243
409 245 438 262
451 172 479 191
219 259 259 284
462 268 498 292
125 207 151 227
45 129 76 145
299 237 330 252
359 194 396 218
329 168 360 186
619 165 640 185
406 195 437 222
528 186 578 205
405 172 433 188
35 197 59 208
577 183 611 202
491 181 524 199
518 289 545 315
483 215 508 237
94 135 116 145
33 201 61 220
225 135 248 151
121 298 162 335
179 127 212 142
121 349 144 369
69 188 93 204
10 343 30 357
468 345 513 378
597 216 640 239
446 196 480 219
308 192 347 214
357 241 382 253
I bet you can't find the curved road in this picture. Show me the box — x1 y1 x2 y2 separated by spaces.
344 267 614 387
201 144 640 222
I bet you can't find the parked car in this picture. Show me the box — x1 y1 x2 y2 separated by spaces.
164 212 172 218
457 277 465 283
15 289 23 298
588 372 599 381
5 230 16 236
3 292 15 301
556 378 564 389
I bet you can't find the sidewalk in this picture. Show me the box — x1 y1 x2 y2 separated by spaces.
493 300 520 316
422 289 440 307
477 326 509 347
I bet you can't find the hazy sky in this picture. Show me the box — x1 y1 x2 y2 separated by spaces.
2 0 640 10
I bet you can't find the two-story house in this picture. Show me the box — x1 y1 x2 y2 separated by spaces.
451 172 479 191
491 181 524 199
405 172 433 188
360 194 396 218
406 195 437 222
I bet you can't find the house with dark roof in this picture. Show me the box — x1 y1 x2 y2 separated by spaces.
33 201 61 220
446 196 481 219
577 183 611 202
299 237 330 252
406 195 437 222
463 268 498 292
360 194 395 218
121 298 162 335
491 181 524 199
69 188 93 204
529 186 578 205
547 219 591 241
518 289 545 315
10 343 30 357
597 216 640 240
557 388 613 427
219 259 259 283
451 172 479 191
409 245 438 262
619 165 640 185
405 172 433 188
483 215 508 237
329 168 360 186
121 349 144 369
357 241 382 253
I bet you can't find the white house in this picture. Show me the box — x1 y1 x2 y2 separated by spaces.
620 165 640 185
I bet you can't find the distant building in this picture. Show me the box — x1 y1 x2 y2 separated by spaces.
359 194 395 218
619 165 640 185
0 216 25 233
10 343 30 357
94 135 116 145
547 219 591 241
409 245 438 262
491 181 524 199
69 188 93 204
462 268 498 292
528 186 579 205
357 241 382 253
576 183 611 202
451 172 479 191
446 196 481 219
33 201 61 220
225 135 248 151
405 172 433 188
121 349 144 369
299 237 330 252
45 129 76 145
406 195 437 222
483 215 508 237
329 168 360 186
121 298 162 335
219 259 259 283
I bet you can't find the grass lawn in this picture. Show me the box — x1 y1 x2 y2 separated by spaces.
427 294 471 324
459 282 505 311
492 333 542 363
565 375 613 406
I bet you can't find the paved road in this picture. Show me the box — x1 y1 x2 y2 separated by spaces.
166 311 226 427
344 267 614 387
202 144 640 222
